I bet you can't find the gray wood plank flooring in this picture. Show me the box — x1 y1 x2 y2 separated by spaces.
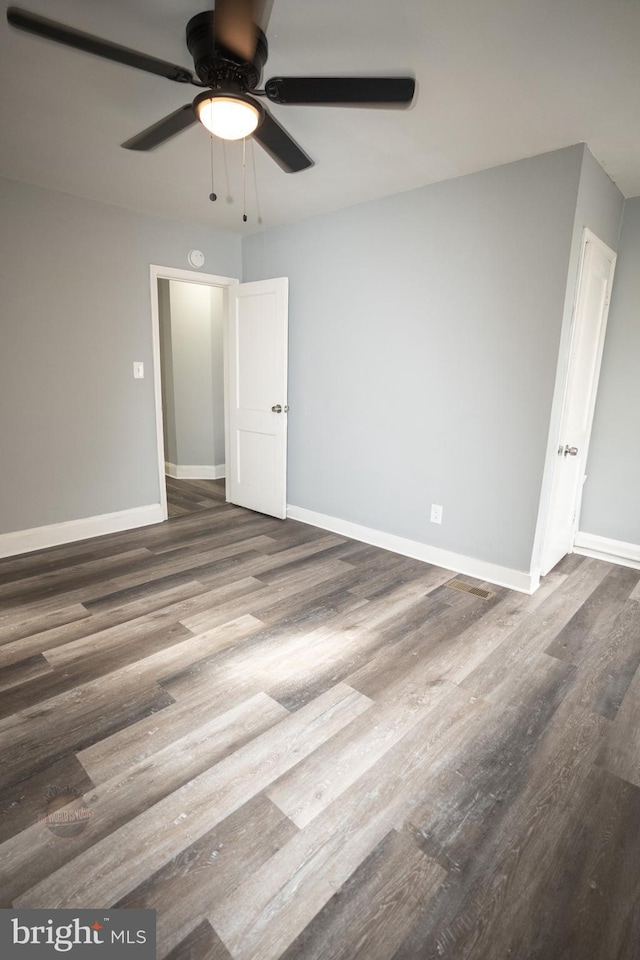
1 477 640 959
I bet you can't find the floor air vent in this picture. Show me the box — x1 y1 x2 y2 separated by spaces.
446 579 495 600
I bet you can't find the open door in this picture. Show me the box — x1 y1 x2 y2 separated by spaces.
539 230 616 575
226 277 289 519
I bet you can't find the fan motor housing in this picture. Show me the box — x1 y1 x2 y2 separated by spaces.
186 11 268 90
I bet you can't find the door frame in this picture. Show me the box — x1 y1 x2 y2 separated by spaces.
532 228 617 579
149 264 239 521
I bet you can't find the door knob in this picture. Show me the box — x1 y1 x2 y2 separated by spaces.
271 404 282 413
563 444 579 457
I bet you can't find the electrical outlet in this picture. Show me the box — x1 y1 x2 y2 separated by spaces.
430 503 443 524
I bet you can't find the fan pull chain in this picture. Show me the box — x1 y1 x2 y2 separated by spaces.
221 139 232 204
250 138 264 226
209 134 217 202
242 138 248 222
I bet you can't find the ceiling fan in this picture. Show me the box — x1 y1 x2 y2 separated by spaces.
6 1 416 173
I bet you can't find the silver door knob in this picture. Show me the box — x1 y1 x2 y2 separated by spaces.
563 444 579 457
271 404 282 413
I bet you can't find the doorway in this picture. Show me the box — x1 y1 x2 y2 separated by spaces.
158 277 226 515
150 265 239 520
150 265 290 522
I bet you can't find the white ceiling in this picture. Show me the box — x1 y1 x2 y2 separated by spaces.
2 0 640 235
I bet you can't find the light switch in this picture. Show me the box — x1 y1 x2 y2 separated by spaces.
133 362 144 379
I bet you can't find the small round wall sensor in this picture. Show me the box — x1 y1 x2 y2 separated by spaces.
187 249 205 268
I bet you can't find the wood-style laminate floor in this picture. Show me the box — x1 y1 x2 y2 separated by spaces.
1 478 640 959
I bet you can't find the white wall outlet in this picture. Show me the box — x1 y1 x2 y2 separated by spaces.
430 503 443 524
133 361 144 379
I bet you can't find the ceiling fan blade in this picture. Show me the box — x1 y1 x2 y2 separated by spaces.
6 7 195 83
214 0 260 62
265 76 416 106
255 0 275 35
252 108 313 173
122 105 197 151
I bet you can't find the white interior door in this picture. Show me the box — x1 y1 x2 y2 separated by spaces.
226 277 288 519
540 230 616 575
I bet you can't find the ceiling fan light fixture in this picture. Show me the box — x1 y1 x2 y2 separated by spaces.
194 91 262 140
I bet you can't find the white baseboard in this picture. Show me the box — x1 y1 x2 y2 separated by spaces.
286 505 538 594
574 531 640 571
165 462 226 480
0 503 164 559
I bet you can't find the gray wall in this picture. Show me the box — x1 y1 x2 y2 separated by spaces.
162 281 225 469
0 177 240 535
243 145 585 572
574 147 625 253
4 145 629 568
580 196 640 543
